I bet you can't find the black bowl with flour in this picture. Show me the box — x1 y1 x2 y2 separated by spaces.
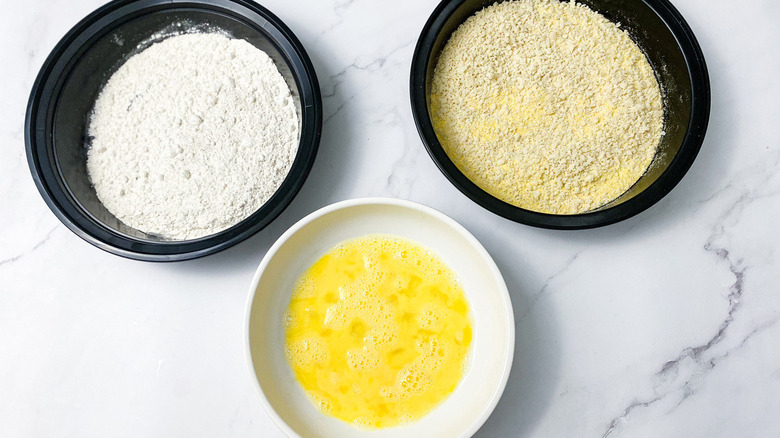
25 0 321 261
410 0 710 229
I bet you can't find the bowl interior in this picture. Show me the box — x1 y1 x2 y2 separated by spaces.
52 4 304 242
247 200 514 438
414 0 707 227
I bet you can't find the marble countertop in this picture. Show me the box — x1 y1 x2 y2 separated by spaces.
2 0 779 436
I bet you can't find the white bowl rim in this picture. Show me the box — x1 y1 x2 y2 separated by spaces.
244 197 515 438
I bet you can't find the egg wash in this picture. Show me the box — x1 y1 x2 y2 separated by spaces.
283 235 473 429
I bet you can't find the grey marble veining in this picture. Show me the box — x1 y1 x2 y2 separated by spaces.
1 0 779 437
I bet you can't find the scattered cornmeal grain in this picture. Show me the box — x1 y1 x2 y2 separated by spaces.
430 0 664 214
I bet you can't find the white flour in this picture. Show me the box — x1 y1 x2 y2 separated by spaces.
87 33 299 240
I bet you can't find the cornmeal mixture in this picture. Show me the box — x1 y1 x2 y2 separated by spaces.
284 235 472 429
430 0 664 214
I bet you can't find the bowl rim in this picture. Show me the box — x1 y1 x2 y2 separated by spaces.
409 0 711 230
24 0 322 261
244 197 516 438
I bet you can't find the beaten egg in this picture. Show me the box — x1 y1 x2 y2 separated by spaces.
283 235 472 429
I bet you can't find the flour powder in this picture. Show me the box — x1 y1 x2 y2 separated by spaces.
87 33 299 240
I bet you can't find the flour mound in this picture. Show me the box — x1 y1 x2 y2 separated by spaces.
87 33 299 240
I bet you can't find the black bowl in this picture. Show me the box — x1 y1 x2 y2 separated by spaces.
410 0 710 229
25 0 322 261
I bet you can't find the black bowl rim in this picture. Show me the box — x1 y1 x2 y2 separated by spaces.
410 0 711 230
25 0 322 261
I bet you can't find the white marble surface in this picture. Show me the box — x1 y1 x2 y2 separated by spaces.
1 0 779 436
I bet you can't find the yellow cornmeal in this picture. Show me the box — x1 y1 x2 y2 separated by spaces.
430 0 664 214
284 235 472 429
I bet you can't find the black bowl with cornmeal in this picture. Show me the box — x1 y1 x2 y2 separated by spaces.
410 0 710 230
25 0 322 261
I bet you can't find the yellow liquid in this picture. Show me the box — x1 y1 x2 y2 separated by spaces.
284 235 472 429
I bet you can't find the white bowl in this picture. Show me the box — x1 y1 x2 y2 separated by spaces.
245 198 514 438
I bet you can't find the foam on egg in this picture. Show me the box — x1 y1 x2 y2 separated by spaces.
285 336 329 370
284 235 472 429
